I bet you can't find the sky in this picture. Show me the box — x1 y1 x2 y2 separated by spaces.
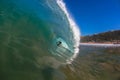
64 0 120 35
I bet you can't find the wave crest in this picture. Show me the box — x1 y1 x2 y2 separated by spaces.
56 0 81 63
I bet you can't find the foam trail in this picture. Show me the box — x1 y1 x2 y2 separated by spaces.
56 0 80 63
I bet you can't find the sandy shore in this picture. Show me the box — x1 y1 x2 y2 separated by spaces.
80 43 120 47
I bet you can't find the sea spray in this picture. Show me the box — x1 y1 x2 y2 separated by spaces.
56 0 81 63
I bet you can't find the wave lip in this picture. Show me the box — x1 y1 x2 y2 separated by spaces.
56 0 80 63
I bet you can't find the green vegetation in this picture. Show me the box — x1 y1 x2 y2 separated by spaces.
81 30 120 43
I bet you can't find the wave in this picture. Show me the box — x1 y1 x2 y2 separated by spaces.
56 0 81 63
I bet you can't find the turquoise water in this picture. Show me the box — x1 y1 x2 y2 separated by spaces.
0 0 80 80
0 1 120 80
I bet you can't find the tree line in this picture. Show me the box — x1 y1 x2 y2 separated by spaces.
81 30 120 44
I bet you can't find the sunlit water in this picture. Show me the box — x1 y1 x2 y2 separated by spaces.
1 0 120 80
61 45 120 80
0 0 80 80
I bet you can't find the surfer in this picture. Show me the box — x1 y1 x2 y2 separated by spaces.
57 41 62 46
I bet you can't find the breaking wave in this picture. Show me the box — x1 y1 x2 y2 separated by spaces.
56 0 80 63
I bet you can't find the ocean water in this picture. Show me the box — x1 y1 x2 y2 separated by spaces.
1 0 120 80
62 45 120 80
0 0 80 80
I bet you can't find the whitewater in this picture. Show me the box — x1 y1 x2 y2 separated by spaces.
56 0 81 62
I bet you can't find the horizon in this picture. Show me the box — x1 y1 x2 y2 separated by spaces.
64 0 120 36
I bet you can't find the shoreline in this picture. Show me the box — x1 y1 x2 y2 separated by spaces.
80 43 120 47
80 42 120 44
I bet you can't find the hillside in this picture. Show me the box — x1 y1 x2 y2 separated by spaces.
81 30 120 44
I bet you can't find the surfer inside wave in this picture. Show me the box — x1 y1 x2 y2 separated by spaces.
0 0 81 79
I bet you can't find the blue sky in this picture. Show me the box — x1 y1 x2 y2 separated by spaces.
64 0 120 35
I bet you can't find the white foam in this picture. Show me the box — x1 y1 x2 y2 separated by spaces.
56 0 80 63
80 43 120 47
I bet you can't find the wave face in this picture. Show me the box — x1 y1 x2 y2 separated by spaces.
0 0 81 80
0 0 80 70
56 0 80 63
